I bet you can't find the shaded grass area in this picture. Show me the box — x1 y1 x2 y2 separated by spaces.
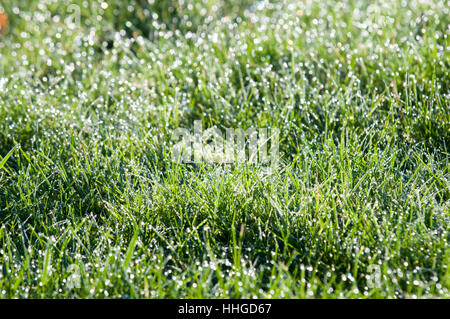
0 0 449 298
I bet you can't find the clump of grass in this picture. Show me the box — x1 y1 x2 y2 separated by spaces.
0 0 449 298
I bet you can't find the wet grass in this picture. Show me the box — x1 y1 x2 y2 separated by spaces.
0 0 449 298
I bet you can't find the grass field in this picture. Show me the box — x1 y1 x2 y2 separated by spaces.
0 0 449 298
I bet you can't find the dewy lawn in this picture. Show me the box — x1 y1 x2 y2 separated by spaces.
0 0 449 298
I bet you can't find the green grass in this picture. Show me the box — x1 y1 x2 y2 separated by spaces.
0 0 449 298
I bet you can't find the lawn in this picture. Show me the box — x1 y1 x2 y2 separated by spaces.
0 0 449 298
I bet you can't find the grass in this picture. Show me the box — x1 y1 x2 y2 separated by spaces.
0 0 449 298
